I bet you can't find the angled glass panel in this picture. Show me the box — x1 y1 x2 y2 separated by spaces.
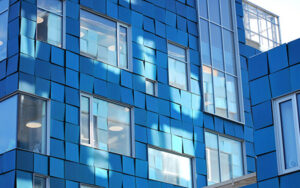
18 95 47 154
0 0 9 14
213 70 227 117
119 26 128 69
148 148 192 188
202 66 214 113
220 0 233 30
146 79 155 95
200 19 211 66
279 100 298 170
37 0 62 15
208 0 221 24
0 11 8 61
80 10 117 66
226 75 239 121
210 24 224 71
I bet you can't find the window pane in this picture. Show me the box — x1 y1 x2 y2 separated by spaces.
199 0 208 18
168 58 187 90
146 80 155 95
0 11 8 61
226 75 239 121
208 0 221 24
119 26 128 69
168 43 186 62
220 0 233 30
205 132 220 185
0 0 9 13
148 148 192 188
223 30 236 75
200 19 211 66
0 95 18 154
210 24 224 71
213 70 227 117
80 10 117 66
80 96 90 145
37 0 62 15
218 136 243 181
18 95 47 154
37 10 62 47
203 66 214 113
279 100 298 170
33 176 46 188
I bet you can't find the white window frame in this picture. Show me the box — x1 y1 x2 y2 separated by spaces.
33 174 49 188
79 8 133 71
204 130 246 185
167 41 191 91
273 93 300 175
80 93 135 157
196 0 245 124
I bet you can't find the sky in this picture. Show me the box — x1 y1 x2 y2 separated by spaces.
248 0 300 43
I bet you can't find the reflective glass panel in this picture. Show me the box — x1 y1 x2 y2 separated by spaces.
208 0 221 24
0 0 9 13
210 24 224 71
213 70 227 117
37 0 62 15
200 19 211 66
80 96 90 145
168 58 187 90
226 75 239 121
148 148 192 187
199 0 208 18
168 43 186 62
220 0 233 29
223 30 236 75
80 10 117 66
202 66 214 113
37 10 62 47
119 26 128 69
33 176 47 188
0 11 8 61
18 95 47 154
205 132 220 185
146 79 155 95
279 100 298 169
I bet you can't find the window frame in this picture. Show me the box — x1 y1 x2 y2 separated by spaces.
204 130 247 185
167 41 191 91
80 92 135 157
79 7 133 71
33 174 49 188
147 145 196 188
196 0 245 124
273 93 300 175
80 183 101 188
36 0 65 48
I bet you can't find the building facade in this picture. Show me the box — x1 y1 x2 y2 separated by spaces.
0 0 291 187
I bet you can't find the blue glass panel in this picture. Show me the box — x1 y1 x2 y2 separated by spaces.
200 19 211 66
199 0 208 18
226 75 239 121
0 95 17 154
280 100 298 170
208 0 221 24
0 0 9 13
168 58 187 90
168 43 186 62
37 0 62 15
210 24 224 70
0 11 8 61
223 30 236 75
213 70 227 117
220 0 233 30
119 26 128 69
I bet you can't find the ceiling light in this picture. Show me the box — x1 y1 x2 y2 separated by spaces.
0 41 3 46
37 16 44 24
26 121 42 128
108 45 116 51
109 126 124 132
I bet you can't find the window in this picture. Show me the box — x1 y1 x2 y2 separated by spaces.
198 0 242 122
37 0 63 47
168 43 189 90
80 94 132 156
0 0 9 61
205 131 244 185
33 175 48 188
80 9 130 69
145 79 156 96
273 93 300 174
17 95 48 154
148 147 193 187
81 184 99 188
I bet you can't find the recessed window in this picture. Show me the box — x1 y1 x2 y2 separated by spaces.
33 175 48 188
80 94 132 156
0 0 9 61
145 79 156 96
148 147 193 187
198 0 242 122
18 95 48 154
273 93 300 174
168 43 189 90
37 0 63 47
205 131 244 185
80 9 130 69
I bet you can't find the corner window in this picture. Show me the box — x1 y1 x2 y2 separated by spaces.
145 79 157 96
80 9 130 70
37 0 63 47
33 175 48 188
205 131 244 185
18 95 48 154
168 43 189 91
0 0 9 61
273 93 300 174
80 94 132 156
148 147 193 188
198 0 242 122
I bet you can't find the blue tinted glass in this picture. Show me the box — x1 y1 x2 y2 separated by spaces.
168 43 186 62
119 26 128 69
213 70 227 117
223 30 236 75
210 24 224 70
168 58 187 90
0 11 8 61
0 0 9 13
208 0 221 24
280 100 298 170
203 66 214 113
220 0 233 29
0 95 18 154
199 0 208 18
226 75 239 121
37 0 62 15
200 19 211 65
